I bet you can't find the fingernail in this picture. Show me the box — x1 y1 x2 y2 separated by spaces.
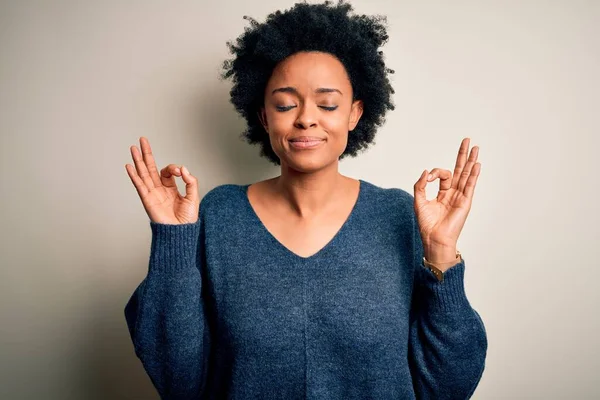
428 174 433 180
182 166 188 175
175 168 180 174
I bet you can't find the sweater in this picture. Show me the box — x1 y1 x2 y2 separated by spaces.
124 179 488 399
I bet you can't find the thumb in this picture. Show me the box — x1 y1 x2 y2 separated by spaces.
414 169 428 208
180 166 199 204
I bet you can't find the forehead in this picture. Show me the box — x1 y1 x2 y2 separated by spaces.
266 51 351 93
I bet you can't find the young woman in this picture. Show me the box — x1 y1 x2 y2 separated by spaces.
124 1 486 398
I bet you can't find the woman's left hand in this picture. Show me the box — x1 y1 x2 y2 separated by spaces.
413 138 481 264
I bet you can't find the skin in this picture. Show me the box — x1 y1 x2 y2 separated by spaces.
125 137 200 225
255 51 364 221
224 51 364 257
416 138 481 270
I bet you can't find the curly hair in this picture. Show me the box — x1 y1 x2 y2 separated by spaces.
220 0 395 166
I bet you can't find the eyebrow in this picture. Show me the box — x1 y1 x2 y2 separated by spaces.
271 87 343 96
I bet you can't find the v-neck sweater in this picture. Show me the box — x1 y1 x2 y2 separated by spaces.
124 179 488 399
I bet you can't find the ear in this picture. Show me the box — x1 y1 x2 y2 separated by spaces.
348 100 364 132
258 107 269 132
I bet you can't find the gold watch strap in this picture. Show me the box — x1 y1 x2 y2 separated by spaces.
422 250 462 282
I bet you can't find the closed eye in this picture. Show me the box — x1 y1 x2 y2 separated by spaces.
320 106 338 111
275 105 338 112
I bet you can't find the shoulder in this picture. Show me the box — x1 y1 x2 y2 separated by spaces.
201 183 241 203
198 183 245 217
360 179 415 218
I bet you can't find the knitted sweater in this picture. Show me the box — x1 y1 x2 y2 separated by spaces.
124 179 488 399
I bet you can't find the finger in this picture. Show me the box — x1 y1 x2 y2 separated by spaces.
427 168 453 191
160 164 181 189
414 169 429 208
458 146 479 193
464 162 481 199
180 165 199 203
131 145 155 190
451 138 470 190
125 163 149 200
140 137 163 188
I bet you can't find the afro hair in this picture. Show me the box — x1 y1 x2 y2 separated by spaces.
220 0 395 166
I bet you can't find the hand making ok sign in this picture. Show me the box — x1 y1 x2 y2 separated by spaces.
413 138 481 263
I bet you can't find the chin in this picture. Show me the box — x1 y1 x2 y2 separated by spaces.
283 153 339 174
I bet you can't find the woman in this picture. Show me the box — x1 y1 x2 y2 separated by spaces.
124 1 487 399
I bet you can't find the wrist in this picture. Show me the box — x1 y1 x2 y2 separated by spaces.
423 244 458 264
422 250 462 280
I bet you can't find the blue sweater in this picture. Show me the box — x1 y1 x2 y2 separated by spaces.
125 179 487 399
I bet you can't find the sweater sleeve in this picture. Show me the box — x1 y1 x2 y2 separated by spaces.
124 206 211 399
407 206 488 400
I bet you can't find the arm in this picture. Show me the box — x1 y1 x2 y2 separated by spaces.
407 210 488 400
124 208 211 399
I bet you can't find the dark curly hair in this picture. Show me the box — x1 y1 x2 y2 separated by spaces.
220 0 395 166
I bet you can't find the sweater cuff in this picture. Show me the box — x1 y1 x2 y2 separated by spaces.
148 219 202 273
417 258 471 313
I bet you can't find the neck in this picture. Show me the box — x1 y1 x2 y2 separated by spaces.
272 164 347 219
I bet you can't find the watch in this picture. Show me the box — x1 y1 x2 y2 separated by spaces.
422 250 462 282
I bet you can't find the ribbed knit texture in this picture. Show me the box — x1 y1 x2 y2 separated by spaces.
124 179 488 399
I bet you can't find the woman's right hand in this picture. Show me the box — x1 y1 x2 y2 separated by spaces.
125 137 200 225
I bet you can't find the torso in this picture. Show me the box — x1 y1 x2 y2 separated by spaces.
246 176 361 258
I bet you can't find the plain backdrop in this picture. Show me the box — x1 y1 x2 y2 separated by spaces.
1 0 598 398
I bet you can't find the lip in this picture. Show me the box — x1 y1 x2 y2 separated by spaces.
288 136 325 142
289 139 325 149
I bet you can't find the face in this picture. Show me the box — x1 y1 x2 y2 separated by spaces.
259 51 363 173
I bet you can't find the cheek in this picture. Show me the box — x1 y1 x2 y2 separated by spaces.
321 114 350 135
265 112 291 132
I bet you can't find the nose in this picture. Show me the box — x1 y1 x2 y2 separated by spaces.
294 103 318 130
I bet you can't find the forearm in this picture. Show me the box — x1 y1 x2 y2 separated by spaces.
124 220 210 399
408 261 488 399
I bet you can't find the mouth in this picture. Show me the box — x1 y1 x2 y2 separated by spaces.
288 138 325 149
289 136 326 142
